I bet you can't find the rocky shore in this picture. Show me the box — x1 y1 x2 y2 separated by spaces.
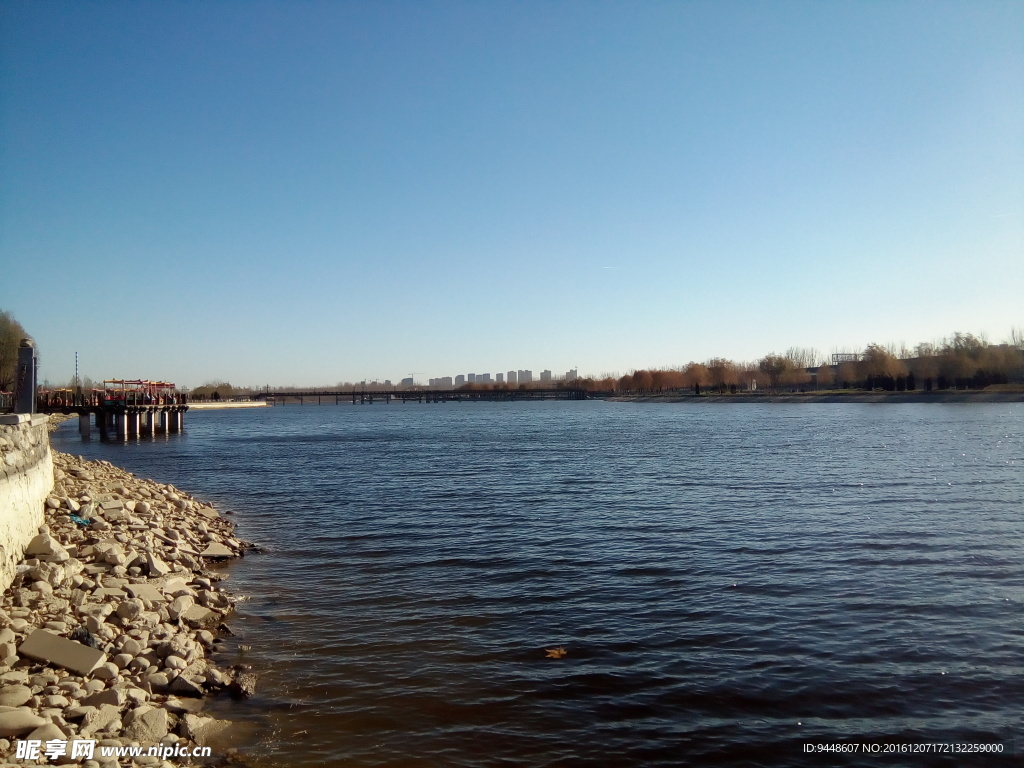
0 450 252 766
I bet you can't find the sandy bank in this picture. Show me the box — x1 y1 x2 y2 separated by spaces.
611 391 1024 404
0 451 253 766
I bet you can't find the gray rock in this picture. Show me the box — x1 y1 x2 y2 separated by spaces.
91 662 120 680
0 707 49 737
181 714 231 747
26 721 66 744
169 674 204 698
146 553 171 577
82 687 125 708
25 533 63 557
123 705 169 742
0 684 32 707
116 598 144 621
80 703 121 737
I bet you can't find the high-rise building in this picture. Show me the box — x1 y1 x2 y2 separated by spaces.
518 369 533 383
439 376 453 388
540 370 552 382
401 377 414 387
496 373 504 383
467 373 476 383
455 375 465 386
480 373 492 383
507 371 517 385
565 369 578 381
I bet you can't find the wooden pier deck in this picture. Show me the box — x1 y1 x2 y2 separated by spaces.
35 392 189 440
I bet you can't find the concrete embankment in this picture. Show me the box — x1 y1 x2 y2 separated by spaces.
0 415 53 593
0 448 252 766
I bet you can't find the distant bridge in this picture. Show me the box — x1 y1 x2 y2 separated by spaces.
257 387 592 405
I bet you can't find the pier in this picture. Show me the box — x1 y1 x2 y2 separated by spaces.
258 387 590 405
35 381 188 441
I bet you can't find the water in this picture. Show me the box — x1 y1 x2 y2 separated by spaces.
52 402 1024 766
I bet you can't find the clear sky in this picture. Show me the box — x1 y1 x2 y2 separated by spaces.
1 1 1021 388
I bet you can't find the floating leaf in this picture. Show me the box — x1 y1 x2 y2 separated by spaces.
545 646 567 659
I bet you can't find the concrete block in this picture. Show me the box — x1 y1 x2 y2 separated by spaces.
199 543 233 558
18 628 106 675
92 588 126 600
181 605 215 626
161 578 192 597
125 583 166 602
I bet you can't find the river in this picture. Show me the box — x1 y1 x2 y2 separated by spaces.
51 401 1023 766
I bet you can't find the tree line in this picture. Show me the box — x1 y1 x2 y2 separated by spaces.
575 330 1024 395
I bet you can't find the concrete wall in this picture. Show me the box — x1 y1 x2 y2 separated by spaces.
0 414 53 590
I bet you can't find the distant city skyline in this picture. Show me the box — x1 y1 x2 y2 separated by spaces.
1 2 1021 388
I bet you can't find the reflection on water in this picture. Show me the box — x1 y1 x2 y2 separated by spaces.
53 402 1024 766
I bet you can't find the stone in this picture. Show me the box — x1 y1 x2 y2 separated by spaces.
164 655 187 671
145 672 169 691
82 687 125 708
168 596 194 621
120 638 143 657
146 554 171 577
116 599 144 621
64 705 97 720
161 579 192 597
0 707 49 737
125 583 165 603
168 675 204 698
91 662 120 680
31 580 54 595
229 669 257 698
25 533 63 557
113 653 133 669
18 629 106 676
124 705 169 742
80 703 121 737
0 684 32 707
181 714 231 747
26 721 66 743
163 696 205 714
181 605 215 626
199 543 233 558
93 588 126 600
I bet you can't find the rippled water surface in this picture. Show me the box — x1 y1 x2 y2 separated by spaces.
53 402 1024 766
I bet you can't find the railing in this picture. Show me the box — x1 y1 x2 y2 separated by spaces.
35 390 188 409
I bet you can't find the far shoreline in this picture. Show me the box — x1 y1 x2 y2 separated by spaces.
609 390 1024 404
186 401 268 410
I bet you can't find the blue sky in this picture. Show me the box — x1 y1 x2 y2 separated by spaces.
2 1 1021 388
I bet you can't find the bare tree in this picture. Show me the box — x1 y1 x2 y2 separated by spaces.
0 310 28 392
